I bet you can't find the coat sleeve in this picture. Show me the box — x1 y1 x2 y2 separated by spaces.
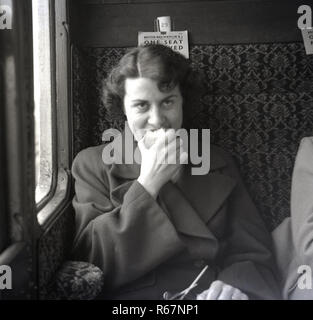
216 151 281 300
291 137 313 267
70 147 185 290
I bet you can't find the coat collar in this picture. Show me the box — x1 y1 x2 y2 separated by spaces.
105 127 237 240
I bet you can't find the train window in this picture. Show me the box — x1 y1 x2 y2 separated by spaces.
32 0 54 205
33 0 71 226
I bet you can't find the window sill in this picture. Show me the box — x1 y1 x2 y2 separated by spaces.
37 168 70 228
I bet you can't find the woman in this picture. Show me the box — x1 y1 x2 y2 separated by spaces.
71 44 280 300
273 137 313 299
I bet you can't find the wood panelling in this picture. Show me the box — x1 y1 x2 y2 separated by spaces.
70 0 312 47
77 0 285 4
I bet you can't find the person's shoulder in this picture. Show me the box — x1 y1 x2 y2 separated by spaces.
299 136 313 150
294 136 313 172
72 144 108 174
76 144 105 158
209 144 245 185
210 144 235 171
296 136 313 160
73 144 105 163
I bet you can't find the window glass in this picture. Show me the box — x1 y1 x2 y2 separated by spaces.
32 0 53 204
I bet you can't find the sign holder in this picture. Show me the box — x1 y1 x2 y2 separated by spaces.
138 16 189 59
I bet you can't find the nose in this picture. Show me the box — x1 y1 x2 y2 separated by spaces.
147 105 165 128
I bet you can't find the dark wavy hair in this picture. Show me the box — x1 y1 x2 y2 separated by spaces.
101 44 203 128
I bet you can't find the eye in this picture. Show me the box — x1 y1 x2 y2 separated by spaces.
162 99 174 109
134 102 149 112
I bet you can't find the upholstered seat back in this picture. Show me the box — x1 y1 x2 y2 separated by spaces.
72 43 313 231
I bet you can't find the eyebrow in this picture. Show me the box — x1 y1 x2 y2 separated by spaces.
131 95 178 103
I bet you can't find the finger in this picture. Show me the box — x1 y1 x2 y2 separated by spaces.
166 136 185 154
167 144 186 165
166 138 181 157
153 129 179 151
160 137 180 164
155 135 184 164
232 288 245 300
152 129 167 150
175 137 184 152
143 133 157 149
166 136 180 150
240 293 249 300
206 280 224 300
196 291 207 300
167 150 188 166
136 128 147 141
180 151 188 164
164 128 177 145
231 289 244 300
218 285 236 300
160 128 178 150
176 138 187 162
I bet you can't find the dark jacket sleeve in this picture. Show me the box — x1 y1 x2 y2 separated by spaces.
70 147 184 290
217 150 281 300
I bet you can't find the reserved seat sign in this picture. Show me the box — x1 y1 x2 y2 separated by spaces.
138 31 189 59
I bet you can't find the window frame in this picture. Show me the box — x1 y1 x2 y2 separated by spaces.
35 0 72 228
0 0 72 299
0 0 37 299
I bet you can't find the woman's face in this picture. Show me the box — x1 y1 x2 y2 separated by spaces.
123 77 183 141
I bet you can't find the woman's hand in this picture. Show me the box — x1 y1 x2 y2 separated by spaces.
196 280 249 300
137 129 188 199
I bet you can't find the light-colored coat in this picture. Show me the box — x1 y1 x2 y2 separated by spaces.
273 137 313 299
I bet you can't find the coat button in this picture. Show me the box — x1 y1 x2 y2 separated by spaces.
193 259 206 268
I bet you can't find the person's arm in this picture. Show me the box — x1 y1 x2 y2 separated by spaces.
291 137 313 267
215 151 281 300
71 147 185 291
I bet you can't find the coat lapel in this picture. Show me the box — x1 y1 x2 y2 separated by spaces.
159 182 214 239
175 168 237 224
109 162 140 207
104 128 237 240
157 150 237 239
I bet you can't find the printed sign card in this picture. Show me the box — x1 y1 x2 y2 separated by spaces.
138 31 189 58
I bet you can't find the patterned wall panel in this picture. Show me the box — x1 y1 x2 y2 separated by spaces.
72 43 313 231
